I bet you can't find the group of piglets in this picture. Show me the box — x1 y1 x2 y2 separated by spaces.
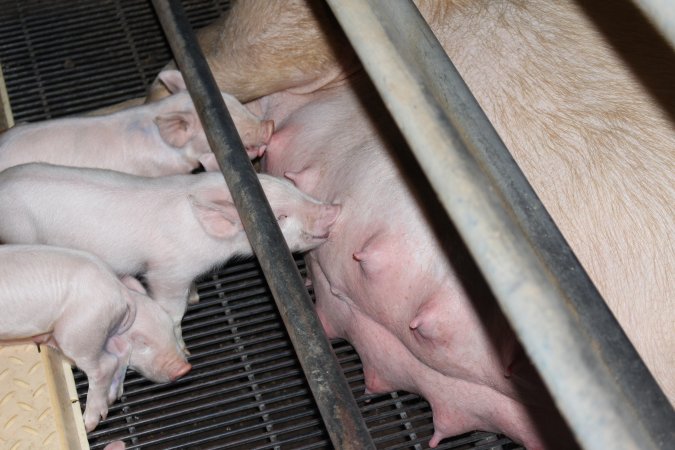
0 69 340 432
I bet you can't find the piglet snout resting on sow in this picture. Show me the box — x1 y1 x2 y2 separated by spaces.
0 245 190 432
0 69 272 176
0 162 341 351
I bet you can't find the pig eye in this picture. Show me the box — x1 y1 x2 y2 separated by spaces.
277 214 288 222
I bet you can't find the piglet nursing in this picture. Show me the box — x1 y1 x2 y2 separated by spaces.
0 162 340 348
0 245 190 432
155 0 674 446
0 69 272 176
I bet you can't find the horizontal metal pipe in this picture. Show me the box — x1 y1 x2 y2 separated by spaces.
150 1 376 449
325 0 674 449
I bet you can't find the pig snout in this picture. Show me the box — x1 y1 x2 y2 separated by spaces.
168 359 191 381
147 357 191 383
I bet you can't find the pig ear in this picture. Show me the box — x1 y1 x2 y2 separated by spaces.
120 275 146 295
154 112 197 148
106 335 131 359
157 69 187 93
115 299 137 336
189 193 242 238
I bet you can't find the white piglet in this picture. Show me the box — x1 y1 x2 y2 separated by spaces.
0 245 191 432
0 162 340 348
0 70 273 175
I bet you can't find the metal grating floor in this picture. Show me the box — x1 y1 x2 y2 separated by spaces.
0 0 231 121
0 1 522 449
75 257 515 449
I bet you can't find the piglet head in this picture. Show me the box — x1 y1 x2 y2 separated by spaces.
156 69 273 167
123 290 191 383
259 174 340 252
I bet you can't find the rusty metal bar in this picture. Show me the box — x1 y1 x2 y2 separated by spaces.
324 0 675 449
150 1 376 448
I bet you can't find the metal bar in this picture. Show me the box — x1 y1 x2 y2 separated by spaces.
324 1 675 449
150 1 376 449
0 64 14 130
633 0 675 49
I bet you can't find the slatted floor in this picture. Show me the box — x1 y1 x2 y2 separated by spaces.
0 1 522 448
74 257 516 450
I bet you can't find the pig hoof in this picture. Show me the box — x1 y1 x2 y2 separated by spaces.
186 282 200 305
83 408 106 432
171 361 192 381
187 290 200 305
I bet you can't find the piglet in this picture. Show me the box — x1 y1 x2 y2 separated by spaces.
0 162 340 349
0 245 191 432
0 70 273 176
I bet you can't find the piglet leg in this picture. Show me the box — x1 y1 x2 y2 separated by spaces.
51 304 130 432
143 273 192 354
58 346 121 432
